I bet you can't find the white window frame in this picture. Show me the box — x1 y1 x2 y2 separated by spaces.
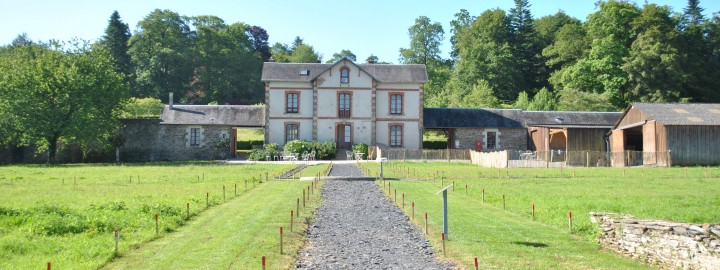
482 129 501 150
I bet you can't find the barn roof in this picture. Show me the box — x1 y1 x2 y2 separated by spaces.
424 108 622 129
623 103 720 126
423 108 525 128
160 105 264 127
523 111 622 128
261 58 427 83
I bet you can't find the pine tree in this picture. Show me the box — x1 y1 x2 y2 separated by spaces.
508 0 544 93
102 11 132 86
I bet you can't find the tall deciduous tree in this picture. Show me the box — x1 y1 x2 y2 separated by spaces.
0 44 128 162
102 11 133 85
399 16 445 67
248 26 271 62
326 49 357 63
449 9 476 61
128 9 193 101
270 37 321 63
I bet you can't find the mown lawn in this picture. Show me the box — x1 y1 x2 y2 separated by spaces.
0 162 295 269
360 162 720 268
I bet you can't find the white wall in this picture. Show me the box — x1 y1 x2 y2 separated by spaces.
268 89 313 118
267 119 313 146
376 121 421 149
375 89 420 119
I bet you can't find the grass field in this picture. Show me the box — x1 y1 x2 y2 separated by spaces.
0 162 299 269
359 162 720 268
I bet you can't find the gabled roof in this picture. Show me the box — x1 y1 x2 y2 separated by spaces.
261 58 427 83
424 108 525 128
160 105 264 127
629 103 720 126
524 111 622 128
424 108 622 129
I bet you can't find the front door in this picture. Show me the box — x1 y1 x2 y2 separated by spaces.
336 124 352 149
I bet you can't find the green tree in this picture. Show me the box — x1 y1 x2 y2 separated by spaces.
623 4 684 102
557 88 616 111
449 9 476 60
399 16 445 67
526 87 557 111
101 11 133 86
0 44 128 162
248 26 271 62
513 91 531 109
326 49 357 63
508 0 544 92
270 37 321 63
128 9 193 101
461 80 500 108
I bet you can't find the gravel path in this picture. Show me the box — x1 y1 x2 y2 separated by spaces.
296 163 454 269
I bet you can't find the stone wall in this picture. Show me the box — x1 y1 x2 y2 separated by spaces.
120 119 233 162
454 128 527 151
591 212 720 269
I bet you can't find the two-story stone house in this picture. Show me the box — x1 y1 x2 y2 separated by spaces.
261 58 427 150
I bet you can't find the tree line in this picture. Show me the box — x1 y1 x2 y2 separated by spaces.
398 0 720 111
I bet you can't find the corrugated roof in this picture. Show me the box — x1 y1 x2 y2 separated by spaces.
160 105 264 126
630 103 720 126
424 108 525 128
424 108 622 129
261 59 427 83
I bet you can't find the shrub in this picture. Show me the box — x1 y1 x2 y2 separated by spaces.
248 143 279 161
236 140 264 150
311 141 336 160
283 140 311 155
352 143 368 160
423 140 447 149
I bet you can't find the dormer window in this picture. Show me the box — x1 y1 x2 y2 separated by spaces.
340 67 350 84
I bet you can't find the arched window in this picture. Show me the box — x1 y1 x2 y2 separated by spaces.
340 67 349 84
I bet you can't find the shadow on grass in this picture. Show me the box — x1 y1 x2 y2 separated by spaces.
512 241 548 248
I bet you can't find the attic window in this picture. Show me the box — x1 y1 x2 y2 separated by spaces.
340 67 350 84
299 69 310 76
672 108 689 114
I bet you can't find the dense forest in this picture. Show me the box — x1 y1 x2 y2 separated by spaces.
2 0 720 161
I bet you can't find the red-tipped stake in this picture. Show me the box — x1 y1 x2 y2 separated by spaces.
47 261 51 270
442 232 446 257
280 227 284 254
402 193 405 209
568 211 573 233
481 188 485 204
474 257 479 270
412 202 415 220
532 204 535 221
262 256 266 270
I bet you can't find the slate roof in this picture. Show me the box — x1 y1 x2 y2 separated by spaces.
523 111 622 128
627 103 720 126
423 108 525 128
160 105 264 127
261 59 427 83
423 108 622 129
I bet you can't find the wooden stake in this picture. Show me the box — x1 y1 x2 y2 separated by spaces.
234 183 237 196
442 232 446 257
474 257 478 270
47 261 51 270
303 189 306 208
223 185 226 201
424 213 428 234
290 210 294 232
186 202 190 219
206 192 209 209
412 202 415 221
568 211 573 233
502 194 506 210
279 226 283 254
402 193 405 209
532 204 535 221
262 256 266 270
296 198 300 217
155 213 159 236
482 188 485 204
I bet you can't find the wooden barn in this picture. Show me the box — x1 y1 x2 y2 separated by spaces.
609 103 720 166
525 111 621 166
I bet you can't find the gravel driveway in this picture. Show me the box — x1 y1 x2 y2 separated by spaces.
296 163 454 269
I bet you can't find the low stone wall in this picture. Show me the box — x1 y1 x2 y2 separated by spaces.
590 212 720 269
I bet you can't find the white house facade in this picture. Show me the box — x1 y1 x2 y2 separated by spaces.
261 58 427 150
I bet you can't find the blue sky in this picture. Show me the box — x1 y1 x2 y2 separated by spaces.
1 0 718 63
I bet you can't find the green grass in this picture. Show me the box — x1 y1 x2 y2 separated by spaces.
103 180 323 269
236 128 264 142
292 163 332 178
360 162 720 268
0 162 296 269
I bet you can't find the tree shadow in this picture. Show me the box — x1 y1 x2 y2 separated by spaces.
512 241 548 248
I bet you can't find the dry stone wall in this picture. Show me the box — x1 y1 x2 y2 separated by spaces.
590 212 720 270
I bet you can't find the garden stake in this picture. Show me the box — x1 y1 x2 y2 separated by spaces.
465 184 467 195
502 194 506 210
114 230 119 254
296 198 300 217
442 232 446 257
280 227 283 254
290 210 294 232
234 183 237 196
532 204 535 221
474 257 479 270
262 256 266 270
186 202 190 219
568 211 573 233
303 189 306 207
402 193 405 209
394 189 397 203
47 261 51 270
441 176 444 186
412 202 415 220
155 213 159 236
424 213 428 234
482 188 485 204
206 192 209 209
452 181 455 191
223 185 226 201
